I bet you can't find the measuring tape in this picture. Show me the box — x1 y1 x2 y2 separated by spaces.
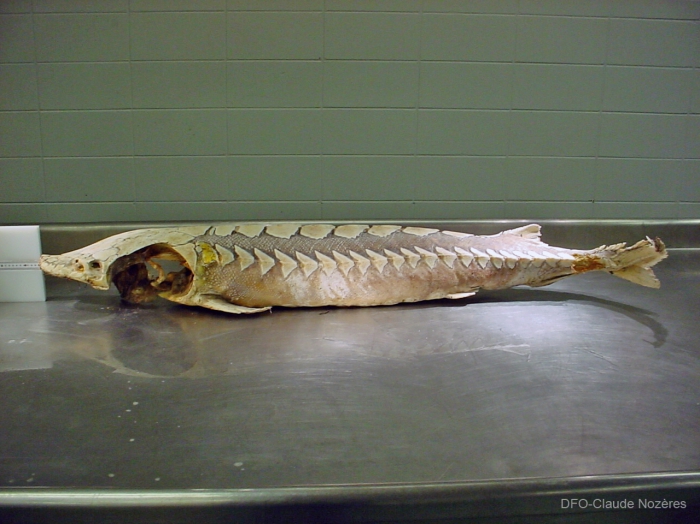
0 262 41 270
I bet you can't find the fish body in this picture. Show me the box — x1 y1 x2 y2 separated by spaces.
39 223 667 314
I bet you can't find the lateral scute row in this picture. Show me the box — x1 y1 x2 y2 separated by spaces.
197 238 572 279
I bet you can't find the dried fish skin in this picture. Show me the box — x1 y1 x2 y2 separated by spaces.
40 223 667 314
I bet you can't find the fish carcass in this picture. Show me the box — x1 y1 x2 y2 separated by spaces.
39 223 667 314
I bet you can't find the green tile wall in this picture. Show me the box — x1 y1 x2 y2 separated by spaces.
133 109 227 155
420 63 511 109
323 110 416 154
324 62 418 107
227 61 322 107
38 63 132 109
0 112 41 157
132 62 227 108
516 16 608 64
421 14 516 61
227 109 321 154
512 65 603 111
133 156 227 201
40 111 133 156
0 158 43 202
230 156 323 200
228 12 322 59
1 0 699 224
0 64 38 110
32 1 129 13
44 157 134 202
34 14 129 62
131 12 227 60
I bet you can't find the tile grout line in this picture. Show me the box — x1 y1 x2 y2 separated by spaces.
592 13 612 214
31 7 696 21
679 25 698 219
4 108 692 115
413 1 424 205
127 1 137 206
29 2 47 216
503 0 521 219
225 0 230 204
320 1 329 218
16 58 699 68
18 154 691 160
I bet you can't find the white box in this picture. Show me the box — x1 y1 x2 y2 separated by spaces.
0 226 46 302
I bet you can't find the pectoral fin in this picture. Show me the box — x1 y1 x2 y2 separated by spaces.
194 295 271 315
446 291 477 300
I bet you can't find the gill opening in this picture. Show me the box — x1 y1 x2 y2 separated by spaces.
110 244 193 304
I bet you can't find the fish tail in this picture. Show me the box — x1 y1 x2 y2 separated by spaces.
574 237 668 288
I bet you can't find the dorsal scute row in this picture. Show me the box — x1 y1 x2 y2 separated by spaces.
213 223 443 241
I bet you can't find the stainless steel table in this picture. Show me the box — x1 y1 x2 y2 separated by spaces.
1 221 699 523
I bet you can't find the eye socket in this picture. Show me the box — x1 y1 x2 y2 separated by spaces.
89 260 102 270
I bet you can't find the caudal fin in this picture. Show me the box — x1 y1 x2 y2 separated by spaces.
580 237 668 288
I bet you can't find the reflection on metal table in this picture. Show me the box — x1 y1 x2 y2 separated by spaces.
1 220 699 523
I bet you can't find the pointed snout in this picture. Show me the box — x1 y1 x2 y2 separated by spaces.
39 254 71 278
39 253 111 290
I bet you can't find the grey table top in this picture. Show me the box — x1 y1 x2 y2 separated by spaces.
1 221 699 522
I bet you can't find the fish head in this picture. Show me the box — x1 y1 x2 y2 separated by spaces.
40 228 202 302
40 243 117 291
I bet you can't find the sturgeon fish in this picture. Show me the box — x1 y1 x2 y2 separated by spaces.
39 223 667 314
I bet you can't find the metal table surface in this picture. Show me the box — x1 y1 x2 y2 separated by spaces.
1 220 699 523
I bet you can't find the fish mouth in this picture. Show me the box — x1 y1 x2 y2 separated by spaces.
109 244 194 304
